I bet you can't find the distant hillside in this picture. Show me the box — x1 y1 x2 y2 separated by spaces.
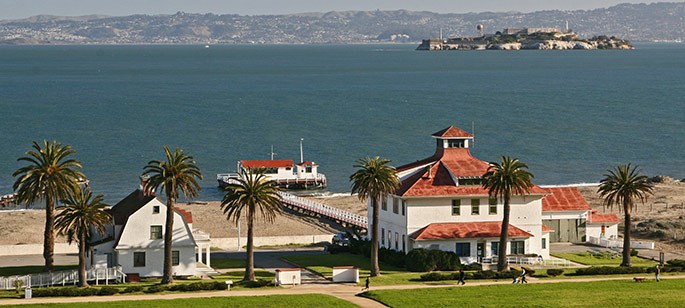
0 2 683 44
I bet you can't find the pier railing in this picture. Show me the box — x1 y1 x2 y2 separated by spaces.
278 192 367 229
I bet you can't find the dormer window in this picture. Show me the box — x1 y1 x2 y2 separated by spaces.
153 206 160 214
447 139 465 148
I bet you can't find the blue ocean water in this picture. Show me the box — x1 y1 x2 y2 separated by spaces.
0 43 683 203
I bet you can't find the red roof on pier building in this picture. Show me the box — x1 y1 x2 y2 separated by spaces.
241 160 293 169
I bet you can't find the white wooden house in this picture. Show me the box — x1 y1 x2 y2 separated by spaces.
88 188 211 278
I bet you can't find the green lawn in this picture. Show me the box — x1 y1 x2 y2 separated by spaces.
362 279 685 307
553 252 658 266
11 294 356 307
0 265 78 276
211 258 246 269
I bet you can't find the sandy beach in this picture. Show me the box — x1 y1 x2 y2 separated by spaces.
0 183 682 251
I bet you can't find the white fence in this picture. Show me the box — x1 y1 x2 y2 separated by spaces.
279 192 368 229
0 267 126 290
588 236 655 250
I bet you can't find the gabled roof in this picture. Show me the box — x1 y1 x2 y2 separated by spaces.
241 160 293 169
176 208 193 223
410 222 533 240
588 210 620 224
296 161 318 166
110 189 156 226
541 187 592 212
432 126 473 138
542 225 555 232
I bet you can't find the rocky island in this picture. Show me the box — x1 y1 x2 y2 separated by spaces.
417 27 633 50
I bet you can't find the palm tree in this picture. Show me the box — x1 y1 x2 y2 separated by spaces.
12 140 84 272
55 187 111 287
220 169 282 282
598 164 653 267
350 157 400 277
143 146 202 284
482 156 534 272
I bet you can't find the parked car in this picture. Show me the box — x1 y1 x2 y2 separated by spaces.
332 233 351 246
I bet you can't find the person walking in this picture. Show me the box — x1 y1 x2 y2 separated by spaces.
458 268 466 285
520 267 528 284
362 276 370 291
655 265 661 282
511 267 519 284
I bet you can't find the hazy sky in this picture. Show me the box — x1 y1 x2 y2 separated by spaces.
0 0 659 20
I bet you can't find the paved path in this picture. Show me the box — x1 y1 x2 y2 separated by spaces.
3 275 685 307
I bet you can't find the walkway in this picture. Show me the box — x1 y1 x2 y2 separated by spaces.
278 192 367 229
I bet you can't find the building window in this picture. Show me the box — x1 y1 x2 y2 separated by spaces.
402 235 406 252
392 197 399 214
133 252 145 267
152 206 160 214
455 243 471 257
510 241 525 255
305 166 312 173
489 198 497 215
447 139 464 148
381 198 387 211
491 242 499 257
402 200 406 216
388 230 392 248
381 228 385 245
471 199 480 215
542 238 547 249
150 225 162 239
395 232 399 250
451 199 460 216
172 250 180 266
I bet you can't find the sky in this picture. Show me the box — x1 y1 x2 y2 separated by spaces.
0 0 659 20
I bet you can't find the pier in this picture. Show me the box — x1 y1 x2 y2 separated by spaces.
278 192 367 230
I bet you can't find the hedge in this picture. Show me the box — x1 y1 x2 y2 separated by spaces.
546 269 564 277
406 249 461 272
33 286 110 297
420 270 518 281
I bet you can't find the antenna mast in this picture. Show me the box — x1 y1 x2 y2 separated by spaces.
299 138 304 163
472 121 476 148
269 145 277 160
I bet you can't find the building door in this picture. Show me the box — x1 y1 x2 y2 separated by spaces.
477 243 485 258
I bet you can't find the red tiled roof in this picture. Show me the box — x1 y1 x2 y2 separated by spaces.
588 210 620 224
541 187 591 212
176 208 193 223
296 161 318 166
542 225 555 232
410 222 533 240
432 126 474 138
241 160 293 169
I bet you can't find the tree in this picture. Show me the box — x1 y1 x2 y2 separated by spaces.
13 140 84 272
482 156 534 272
350 157 400 277
55 187 111 287
143 146 202 284
220 169 282 282
598 164 653 267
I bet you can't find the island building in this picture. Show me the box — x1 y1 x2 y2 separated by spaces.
369 125 618 264
87 179 212 279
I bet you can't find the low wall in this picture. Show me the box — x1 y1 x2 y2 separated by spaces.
0 243 77 256
211 234 334 250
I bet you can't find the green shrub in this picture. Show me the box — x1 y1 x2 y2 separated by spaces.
32 287 100 297
433 250 460 271
546 269 564 277
420 272 449 281
144 285 168 293
667 259 685 267
241 279 274 288
630 249 639 257
168 281 229 291
97 286 119 296
349 239 371 257
572 266 648 276
406 249 437 272
121 285 143 293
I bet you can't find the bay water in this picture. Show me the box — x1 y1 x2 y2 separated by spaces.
1 43 683 203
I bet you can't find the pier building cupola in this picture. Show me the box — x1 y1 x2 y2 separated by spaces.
432 125 474 151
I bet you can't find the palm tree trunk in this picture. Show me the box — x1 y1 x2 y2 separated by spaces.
497 195 511 272
44 198 55 272
78 231 88 287
161 195 174 284
621 200 632 267
244 206 255 282
370 197 380 277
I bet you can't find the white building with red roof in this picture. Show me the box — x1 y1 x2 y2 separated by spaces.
374 125 550 263
218 159 326 189
541 187 619 242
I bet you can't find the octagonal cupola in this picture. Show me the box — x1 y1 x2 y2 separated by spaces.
431 125 474 150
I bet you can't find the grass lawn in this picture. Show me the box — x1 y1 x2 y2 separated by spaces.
0 265 78 276
11 294 356 307
211 258 246 269
553 252 658 266
283 253 456 286
362 279 685 307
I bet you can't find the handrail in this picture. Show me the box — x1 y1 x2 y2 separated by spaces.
278 192 367 229
0 267 126 289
